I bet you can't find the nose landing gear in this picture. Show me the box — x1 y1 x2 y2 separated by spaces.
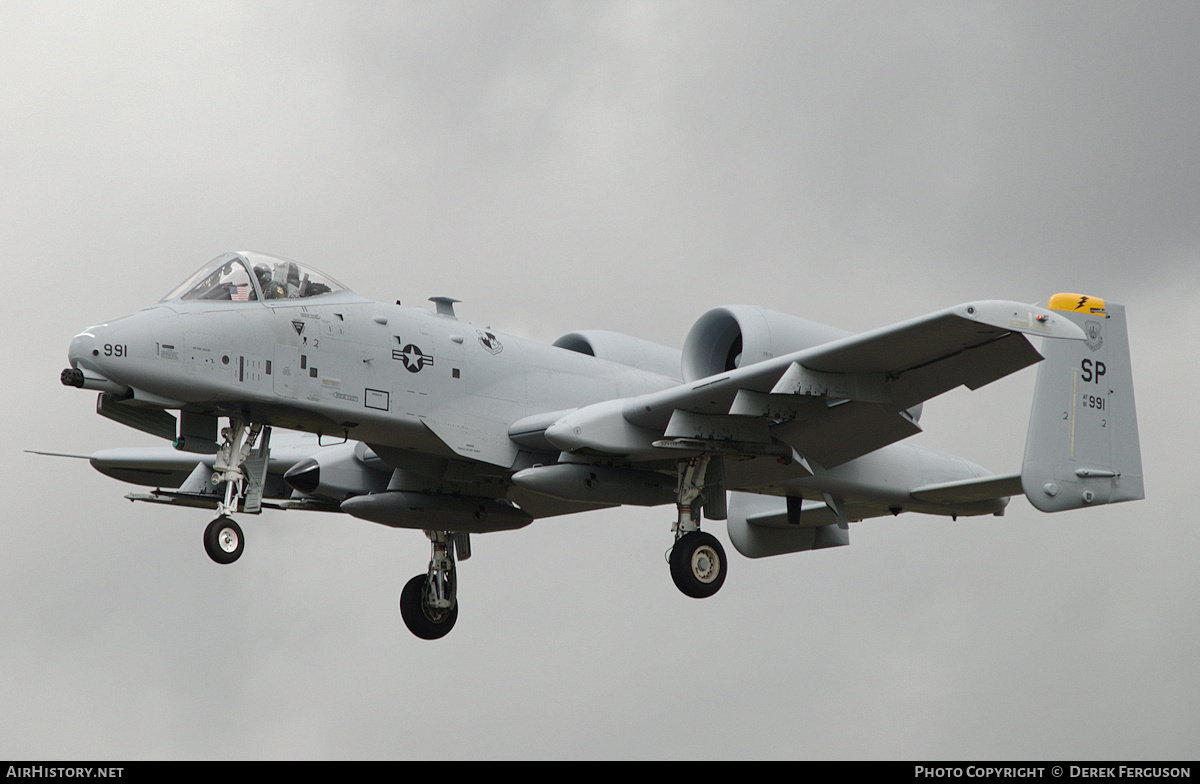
202 418 268 565
204 516 244 564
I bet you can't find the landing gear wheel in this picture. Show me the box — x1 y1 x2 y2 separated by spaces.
399 574 458 640
204 517 244 564
670 531 727 598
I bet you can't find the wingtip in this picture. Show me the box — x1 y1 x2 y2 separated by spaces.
958 300 1087 341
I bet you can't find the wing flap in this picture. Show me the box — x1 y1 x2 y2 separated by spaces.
772 402 922 469
885 330 1045 407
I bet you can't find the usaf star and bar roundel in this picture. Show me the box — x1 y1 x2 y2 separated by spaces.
393 342 434 373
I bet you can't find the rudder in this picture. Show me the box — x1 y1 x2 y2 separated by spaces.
1022 294 1144 512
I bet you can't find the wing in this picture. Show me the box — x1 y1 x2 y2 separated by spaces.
540 301 1085 470
30 432 385 513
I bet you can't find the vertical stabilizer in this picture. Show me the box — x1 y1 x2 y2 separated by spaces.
1022 295 1144 512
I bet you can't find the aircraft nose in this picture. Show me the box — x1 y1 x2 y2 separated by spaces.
67 330 95 370
62 326 128 394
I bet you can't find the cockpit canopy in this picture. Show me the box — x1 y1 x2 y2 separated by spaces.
161 252 350 303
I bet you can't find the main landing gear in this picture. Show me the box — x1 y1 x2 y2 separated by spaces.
670 530 726 598
399 530 467 640
668 455 727 599
202 418 268 565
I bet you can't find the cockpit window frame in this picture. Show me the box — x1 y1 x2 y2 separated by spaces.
161 252 351 304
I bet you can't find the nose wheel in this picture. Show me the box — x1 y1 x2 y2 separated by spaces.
204 517 244 564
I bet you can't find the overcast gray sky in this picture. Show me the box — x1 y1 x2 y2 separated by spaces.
2 1 1197 760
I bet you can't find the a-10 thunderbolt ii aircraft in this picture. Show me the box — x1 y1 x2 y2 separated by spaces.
55 251 1144 639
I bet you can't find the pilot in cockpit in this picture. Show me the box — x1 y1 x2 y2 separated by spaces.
259 261 310 299
164 252 345 303
255 264 286 300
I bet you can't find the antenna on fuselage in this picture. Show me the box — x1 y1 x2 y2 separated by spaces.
429 297 461 319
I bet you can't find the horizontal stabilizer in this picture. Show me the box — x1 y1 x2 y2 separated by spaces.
910 473 1022 505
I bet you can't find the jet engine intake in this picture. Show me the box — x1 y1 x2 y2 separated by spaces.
681 306 852 383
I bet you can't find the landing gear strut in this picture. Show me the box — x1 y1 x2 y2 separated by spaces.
202 417 268 565
668 455 727 598
399 531 461 639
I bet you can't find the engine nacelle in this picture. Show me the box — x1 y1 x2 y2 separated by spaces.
553 330 682 381
681 306 852 383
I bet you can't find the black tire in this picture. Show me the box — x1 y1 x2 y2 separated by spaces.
204 517 244 564
669 531 727 598
399 574 458 640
